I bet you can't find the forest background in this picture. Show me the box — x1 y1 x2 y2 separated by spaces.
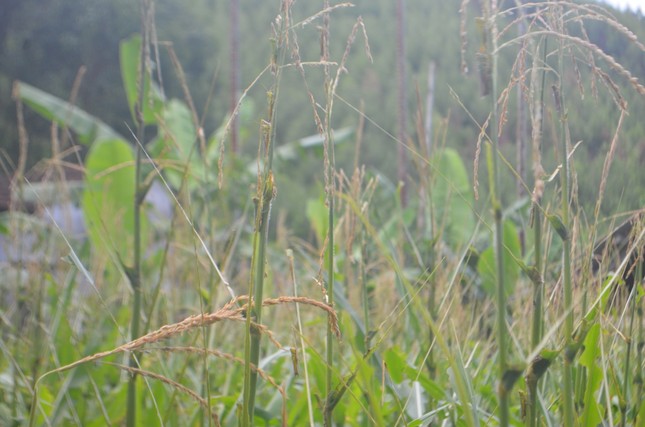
1 0 644 227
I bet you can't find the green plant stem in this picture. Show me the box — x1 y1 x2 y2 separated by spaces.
482 2 509 425
246 177 273 420
125 116 143 427
126 3 150 426
125 85 144 427
527 36 548 427
323 105 336 427
554 29 575 427
321 2 337 426
636 283 644 419
242 14 285 425
527 205 543 427
621 261 641 427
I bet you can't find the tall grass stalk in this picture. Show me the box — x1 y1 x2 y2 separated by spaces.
287 249 315 426
553 23 575 426
621 251 642 426
621 286 637 427
320 2 337 425
482 2 510 425
125 2 152 425
242 7 286 424
526 36 548 427
12 83 29 426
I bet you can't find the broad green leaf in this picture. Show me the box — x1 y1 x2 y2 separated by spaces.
478 220 522 297
141 380 169 426
637 398 645 427
85 385 127 427
579 323 602 427
148 99 203 188
34 384 55 425
14 81 122 145
306 197 328 246
383 347 444 401
384 347 406 384
430 148 475 248
119 34 164 124
82 139 146 261
54 318 78 366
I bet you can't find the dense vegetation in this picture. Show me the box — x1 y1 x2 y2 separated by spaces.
1 0 644 426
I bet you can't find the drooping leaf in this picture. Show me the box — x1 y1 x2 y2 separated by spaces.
245 127 354 175
478 220 522 297
430 148 475 248
14 81 122 145
547 213 570 241
82 139 146 262
276 126 354 161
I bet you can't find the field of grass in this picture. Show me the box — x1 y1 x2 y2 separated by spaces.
1 1 644 426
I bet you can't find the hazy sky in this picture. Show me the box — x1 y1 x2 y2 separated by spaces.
601 0 645 12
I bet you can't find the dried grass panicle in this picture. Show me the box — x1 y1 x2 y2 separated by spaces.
291 3 354 30
494 2 645 98
595 67 627 110
472 116 489 201
42 295 339 379
261 296 341 338
501 1 645 100
595 109 626 219
288 18 326 136
333 16 372 91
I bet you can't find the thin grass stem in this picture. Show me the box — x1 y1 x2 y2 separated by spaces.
242 7 286 425
553 15 575 425
482 1 510 425
526 35 548 427
320 2 337 425
125 2 151 425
